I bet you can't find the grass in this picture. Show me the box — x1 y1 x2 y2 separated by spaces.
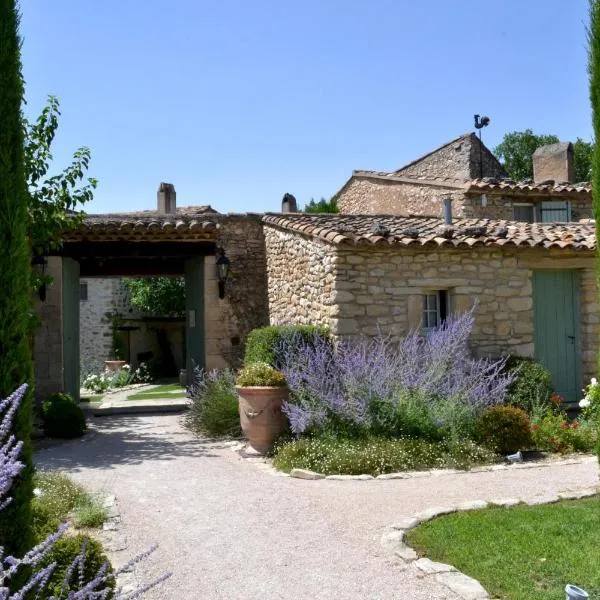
127 382 186 400
80 395 103 403
272 436 498 476
405 497 600 600
32 472 107 539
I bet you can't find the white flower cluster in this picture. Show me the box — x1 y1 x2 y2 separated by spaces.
579 377 597 408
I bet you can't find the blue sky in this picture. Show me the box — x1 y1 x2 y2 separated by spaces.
21 0 592 214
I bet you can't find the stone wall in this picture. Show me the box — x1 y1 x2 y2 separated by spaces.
264 227 337 327
262 226 599 388
396 133 505 180
337 177 464 216
461 193 594 221
204 215 270 368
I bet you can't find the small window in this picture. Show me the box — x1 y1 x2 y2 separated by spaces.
423 290 448 330
513 204 535 223
80 282 88 302
541 200 571 223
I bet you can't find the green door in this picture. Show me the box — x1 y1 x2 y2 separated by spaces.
62 258 80 401
533 270 580 403
185 258 205 385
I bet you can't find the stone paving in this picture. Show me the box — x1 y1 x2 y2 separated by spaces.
34 414 599 600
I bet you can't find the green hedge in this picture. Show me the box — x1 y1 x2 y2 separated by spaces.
244 324 330 367
42 393 87 439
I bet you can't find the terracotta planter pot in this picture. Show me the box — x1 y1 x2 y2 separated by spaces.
236 386 288 454
104 360 127 372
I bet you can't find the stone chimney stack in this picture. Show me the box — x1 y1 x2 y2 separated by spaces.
532 142 574 183
281 193 297 213
157 182 176 214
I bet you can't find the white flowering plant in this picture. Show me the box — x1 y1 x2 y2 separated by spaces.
580 377 600 422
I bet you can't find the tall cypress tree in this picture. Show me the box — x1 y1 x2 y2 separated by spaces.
0 0 34 554
590 0 600 464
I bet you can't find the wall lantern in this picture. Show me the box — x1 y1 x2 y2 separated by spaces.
31 255 48 302
216 248 230 299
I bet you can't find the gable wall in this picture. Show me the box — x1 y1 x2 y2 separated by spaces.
336 177 465 216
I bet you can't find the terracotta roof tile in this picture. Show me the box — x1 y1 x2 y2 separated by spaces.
467 178 591 196
263 213 596 251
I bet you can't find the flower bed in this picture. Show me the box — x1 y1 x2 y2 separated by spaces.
82 361 153 394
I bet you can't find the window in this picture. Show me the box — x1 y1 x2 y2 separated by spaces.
513 203 535 223
423 290 448 329
80 282 88 302
541 200 571 223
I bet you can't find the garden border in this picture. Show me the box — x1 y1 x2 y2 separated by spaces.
229 443 597 480
380 487 600 600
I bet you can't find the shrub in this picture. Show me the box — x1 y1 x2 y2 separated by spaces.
531 412 597 454
73 498 107 529
82 370 113 393
185 368 241 437
476 405 532 454
42 393 86 439
236 362 286 387
279 309 514 438
39 534 115 598
273 436 497 476
244 324 329 367
503 357 553 418
580 377 600 422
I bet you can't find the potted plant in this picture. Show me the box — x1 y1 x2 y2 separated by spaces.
104 311 127 372
236 362 288 454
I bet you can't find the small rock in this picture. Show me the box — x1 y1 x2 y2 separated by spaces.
391 517 420 531
559 489 597 500
406 470 431 478
325 474 374 481
489 498 520 508
435 571 489 599
490 464 507 471
414 506 455 522
525 495 559 506
102 521 119 531
429 469 461 477
380 530 404 550
290 468 325 480
377 473 409 480
101 494 116 508
414 558 455 575
456 500 488 511
395 544 418 561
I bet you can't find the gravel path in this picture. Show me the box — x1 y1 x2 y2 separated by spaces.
35 414 599 600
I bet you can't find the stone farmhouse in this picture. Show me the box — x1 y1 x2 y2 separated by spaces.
33 133 598 407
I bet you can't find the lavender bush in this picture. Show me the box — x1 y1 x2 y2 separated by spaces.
279 309 515 440
1 384 170 599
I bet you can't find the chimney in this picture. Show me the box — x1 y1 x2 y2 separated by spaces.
443 197 452 225
281 193 297 213
532 142 574 183
157 182 176 214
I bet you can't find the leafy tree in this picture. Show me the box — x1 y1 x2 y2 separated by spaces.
303 197 338 213
125 277 186 317
493 130 593 182
24 95 97 257
0 0 34 555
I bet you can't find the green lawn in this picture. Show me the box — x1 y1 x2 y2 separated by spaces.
80 395 104 403
405 497 600 600
127 382 186 400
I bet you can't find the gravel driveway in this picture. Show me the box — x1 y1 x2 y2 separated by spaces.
35 414 599 600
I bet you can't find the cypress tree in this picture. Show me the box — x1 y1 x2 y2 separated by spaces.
0 0 34 554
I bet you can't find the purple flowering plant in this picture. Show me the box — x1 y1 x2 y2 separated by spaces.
1 384 170 599
278 308 515 440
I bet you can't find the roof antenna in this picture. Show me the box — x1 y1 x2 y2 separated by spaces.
474 115 490 179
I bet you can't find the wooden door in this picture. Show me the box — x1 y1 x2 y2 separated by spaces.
533 270 580 403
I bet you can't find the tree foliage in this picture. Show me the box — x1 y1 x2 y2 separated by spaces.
303 197 338 213
0 0 34 556
24 96 97 257
589 0 600 397
125 277 186 317
493 129 593 182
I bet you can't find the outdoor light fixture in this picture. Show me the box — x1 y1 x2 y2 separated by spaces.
216 247 230 299
565 584 589 600
31 255 48 302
